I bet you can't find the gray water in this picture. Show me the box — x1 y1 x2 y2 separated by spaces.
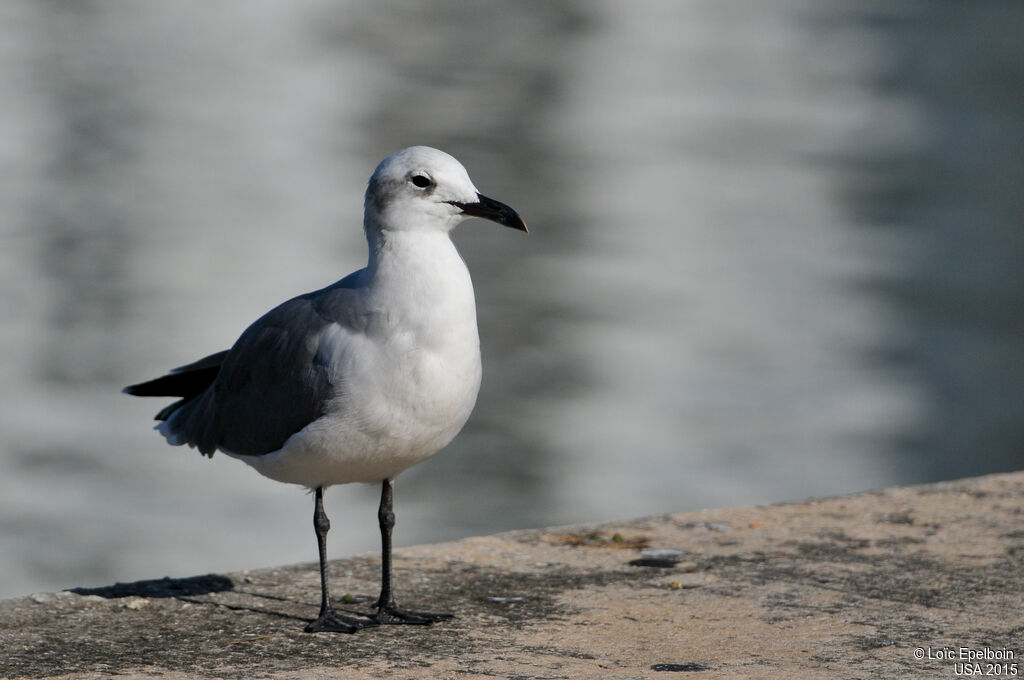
1 1 1021 600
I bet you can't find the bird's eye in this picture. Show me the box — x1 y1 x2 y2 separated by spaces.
410 174 432 188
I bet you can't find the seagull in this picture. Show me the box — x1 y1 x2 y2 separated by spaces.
124 146 526 633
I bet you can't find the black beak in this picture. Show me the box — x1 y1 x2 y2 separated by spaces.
448 193 528 233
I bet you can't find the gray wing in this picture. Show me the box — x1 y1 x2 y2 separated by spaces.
141 273 368 457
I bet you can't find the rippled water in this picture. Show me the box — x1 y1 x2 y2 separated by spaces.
1 1 1021 599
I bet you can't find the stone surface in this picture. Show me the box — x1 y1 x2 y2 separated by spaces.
1 472 1022 679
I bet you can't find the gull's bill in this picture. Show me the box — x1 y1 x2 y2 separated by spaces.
448 193 528 233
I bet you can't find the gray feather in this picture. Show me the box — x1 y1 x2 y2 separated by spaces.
159 272 369 457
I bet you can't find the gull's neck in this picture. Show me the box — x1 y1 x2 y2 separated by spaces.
363 225 477 333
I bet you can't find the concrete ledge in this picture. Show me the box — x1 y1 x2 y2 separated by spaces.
2 472 1022 679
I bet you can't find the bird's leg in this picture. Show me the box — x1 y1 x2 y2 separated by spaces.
370 478 453 625
304 486 376 633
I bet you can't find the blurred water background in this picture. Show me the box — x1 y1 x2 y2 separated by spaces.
1 1 1021 599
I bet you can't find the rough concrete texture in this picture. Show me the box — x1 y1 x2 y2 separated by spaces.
2 472 1022 679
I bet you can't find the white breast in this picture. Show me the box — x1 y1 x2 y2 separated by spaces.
230 231 483 488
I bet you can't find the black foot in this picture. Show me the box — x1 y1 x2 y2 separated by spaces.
370 602 454 626
304 608 378 634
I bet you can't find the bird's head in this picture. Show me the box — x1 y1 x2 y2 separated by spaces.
364 146 527 236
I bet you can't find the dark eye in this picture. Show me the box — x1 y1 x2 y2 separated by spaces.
410 174 432 188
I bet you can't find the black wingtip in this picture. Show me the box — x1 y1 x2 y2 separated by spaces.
123 351 228 399
122 379 170 397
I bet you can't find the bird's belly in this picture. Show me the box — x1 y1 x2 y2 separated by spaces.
235 345 482 488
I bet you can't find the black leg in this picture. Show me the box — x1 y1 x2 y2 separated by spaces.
304 486 376 633
370 478 453 625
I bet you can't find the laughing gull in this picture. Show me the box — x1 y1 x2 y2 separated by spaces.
125 146 526 633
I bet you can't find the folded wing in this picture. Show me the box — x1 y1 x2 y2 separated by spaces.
124 277 368 458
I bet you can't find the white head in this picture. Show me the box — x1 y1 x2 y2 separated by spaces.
364 146 526 236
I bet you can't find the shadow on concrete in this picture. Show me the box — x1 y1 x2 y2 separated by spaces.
67 573 234 599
